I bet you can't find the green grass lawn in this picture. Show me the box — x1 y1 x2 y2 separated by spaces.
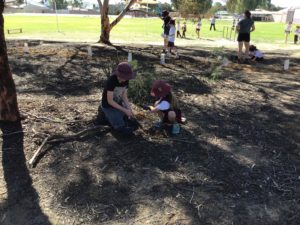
4 14 289 44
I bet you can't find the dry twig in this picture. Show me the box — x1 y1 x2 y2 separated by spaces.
28 125 110 166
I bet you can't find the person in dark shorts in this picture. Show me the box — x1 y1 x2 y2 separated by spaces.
161 10 171 52
236 10 255 61
294 25 300 44
182 22 187 38
210 17 216 31
167 19 179 59
176 20 182 38
196 18 202 38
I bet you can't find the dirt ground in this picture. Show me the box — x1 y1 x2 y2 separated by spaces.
0 40 299 225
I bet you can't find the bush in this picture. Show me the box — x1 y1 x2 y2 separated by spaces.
128 71 156 104
211 46 226 59
203 63 222 80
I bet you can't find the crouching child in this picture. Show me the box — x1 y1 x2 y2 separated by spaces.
97 62 137 136
249 45 264 62
143 80 183 135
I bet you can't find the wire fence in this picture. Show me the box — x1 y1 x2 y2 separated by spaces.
222 26 237 41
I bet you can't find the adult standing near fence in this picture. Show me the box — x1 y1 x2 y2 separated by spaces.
236 10 255 61
284 21 292 44
210 17 216 31
161 10 171 53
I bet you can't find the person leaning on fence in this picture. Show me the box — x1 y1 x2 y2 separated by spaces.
141 80 184 135
96 62 136 137
236 10 255 61
294 25 300 44
161 10 171 53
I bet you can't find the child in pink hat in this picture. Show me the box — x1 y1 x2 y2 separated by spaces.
143 80 183 134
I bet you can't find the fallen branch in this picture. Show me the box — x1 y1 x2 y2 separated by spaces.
28 135 50 165
28 125 110 166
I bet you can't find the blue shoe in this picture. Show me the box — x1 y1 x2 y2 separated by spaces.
172 123 180 134
154 120 162 128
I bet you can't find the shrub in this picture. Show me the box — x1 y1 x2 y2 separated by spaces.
203 63 222 80
128 70 156 104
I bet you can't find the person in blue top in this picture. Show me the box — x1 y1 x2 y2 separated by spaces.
236 10 255 61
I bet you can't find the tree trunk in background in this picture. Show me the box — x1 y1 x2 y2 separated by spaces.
98 0 136 44
99 1 111 44
0 1 20 121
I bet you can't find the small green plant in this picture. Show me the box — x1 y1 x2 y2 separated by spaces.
204 63 222 81
128 71 156 104
128 60 138 70
211 46 226 59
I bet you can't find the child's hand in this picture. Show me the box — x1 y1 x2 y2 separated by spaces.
141 105 151 111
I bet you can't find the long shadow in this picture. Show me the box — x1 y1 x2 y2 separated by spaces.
29 96 300 224
0 121 51 225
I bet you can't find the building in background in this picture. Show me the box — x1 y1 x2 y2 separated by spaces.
250 9 274 21
272 7 300 23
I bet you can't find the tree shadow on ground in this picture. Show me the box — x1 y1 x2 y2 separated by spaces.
8 42 214 98
38 97 299 224
0 121 51 225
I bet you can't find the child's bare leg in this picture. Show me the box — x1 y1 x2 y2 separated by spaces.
168 111 176 123
164 37 168 50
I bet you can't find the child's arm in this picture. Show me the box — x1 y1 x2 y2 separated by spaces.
122 89 133 111
107 91 133 118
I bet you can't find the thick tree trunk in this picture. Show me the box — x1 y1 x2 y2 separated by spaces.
100 11 111 44
98 0 136 44
98 0 111 44
0 1 20 121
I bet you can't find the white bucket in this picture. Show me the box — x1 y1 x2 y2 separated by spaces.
284 59 289 70
23 43 29 53
222 57 230 67
87 46 92 57
160 53 165 64
128 52 132 62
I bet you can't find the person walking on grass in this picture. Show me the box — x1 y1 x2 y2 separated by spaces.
182 22 187 38
236 10 255 62
284 21 292 44
196 18 202 38
210 17 216 31
294 25 300 44
161 10 171 53
167 19 179 59
176 20 182 38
